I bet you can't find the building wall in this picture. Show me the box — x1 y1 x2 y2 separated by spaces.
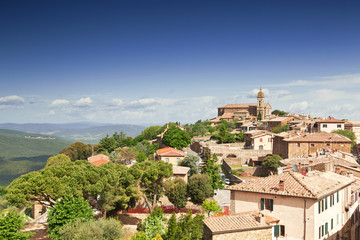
287 142 351 158
160 156 184 165
253 135 273 151
272 136 288 159
319 123 344 133
231 191 318 240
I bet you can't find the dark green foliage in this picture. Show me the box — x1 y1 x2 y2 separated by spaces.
98 135 118 153
6 161 140 217
237 132 244 142
164 178 188 210
257 112 262 121
59 142 92 161
0 186 5 196
162 126 191 150
165 211 204 240
178 155 200 176
272 110 288 116
47 195 93 239
211 122 237 143
59 218 124 240
272 124 289 133
201 153 224 190
0 210 34 240
141 126 163 140
130 161 173 212
332 129 356 149
187 174 213 205
262 154 282 175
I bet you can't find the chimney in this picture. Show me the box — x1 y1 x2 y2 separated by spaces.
255 213 265 224
279 180 285 191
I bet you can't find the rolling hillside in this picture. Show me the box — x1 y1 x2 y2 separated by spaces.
0 129 72 186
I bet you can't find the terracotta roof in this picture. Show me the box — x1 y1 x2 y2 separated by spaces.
87 154 110 166
244 130 273 139
316 118 345 124
266 116 293 122
219 103 256 109
204 213 272 234
219 112 235 119
351 177 360 193
172 165 190 175
227 171 353 199
285 133 351 143
156 147 185 157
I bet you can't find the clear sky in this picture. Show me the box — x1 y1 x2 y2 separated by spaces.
1 0 360 124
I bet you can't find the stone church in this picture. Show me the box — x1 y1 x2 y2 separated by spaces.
212 89 272 122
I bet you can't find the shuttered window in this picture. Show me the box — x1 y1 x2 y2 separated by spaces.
261 198 264 210
260 198 273 211
274 225 280 237
325 223 328 234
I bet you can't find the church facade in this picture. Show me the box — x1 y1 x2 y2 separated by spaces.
212 89 272 122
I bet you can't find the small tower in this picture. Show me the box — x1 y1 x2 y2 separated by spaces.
257 88 265 120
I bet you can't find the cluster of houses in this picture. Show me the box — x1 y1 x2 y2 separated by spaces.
198 90 360 239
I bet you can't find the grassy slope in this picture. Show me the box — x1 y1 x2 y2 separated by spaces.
0 129 71 186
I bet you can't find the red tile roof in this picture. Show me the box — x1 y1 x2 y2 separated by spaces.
219 103 256 108
87 154 110 166
204 213 273 234
227 171 353 199
156 147 185 157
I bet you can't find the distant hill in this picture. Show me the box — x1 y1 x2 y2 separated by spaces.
0 123 146 144
0 129 72 186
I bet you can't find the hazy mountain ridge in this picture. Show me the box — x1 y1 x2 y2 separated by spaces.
0 123 146 144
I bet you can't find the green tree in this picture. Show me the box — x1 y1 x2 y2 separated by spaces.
141 126 163 140
98 135 118 153
271 124 289 133
59 218 124 240
60 142 92 161
45 153 71 167
165 211 204 240
164 178 188 210
137 208 166 240
187 174 213 205
272 110 288 116
162 126 191 150
201 153 224 190
262 154 282 175
129 161 173 212
178 155 200 176
202 200 222 217
0 210 33 240
0 187 7 211
257 112 262 121
47 195 93 239
332 129 356 149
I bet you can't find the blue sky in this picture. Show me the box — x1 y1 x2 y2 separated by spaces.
1 0 360 124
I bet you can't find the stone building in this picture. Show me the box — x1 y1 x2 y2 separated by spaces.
273 132 352 159
211 89 272 122
227 170 358 240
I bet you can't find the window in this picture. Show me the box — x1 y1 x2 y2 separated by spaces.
322 199 325 212
331 219 333 230
311 144 315 147
322 225 324 237
260 138 263 142
268 138 272 142
259 145 264 150
337 124 341 128
261 198 273 211
323 124 328 128
337 191 339 203
319 226 321 239
297 143 301 147
325 197 328 210
176 158 180 163
318 201 321 214
165 158 169 162
274 225 285 237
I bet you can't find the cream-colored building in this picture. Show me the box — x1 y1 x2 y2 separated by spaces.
156 147 185 165
228 171 358 240
244 130 273 150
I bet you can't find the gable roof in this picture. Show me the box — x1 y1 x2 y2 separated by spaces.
172 165 190 175
156 147 185 157
219 103 257 109
204 213 273 234
227 170 353 199
87 154 110 166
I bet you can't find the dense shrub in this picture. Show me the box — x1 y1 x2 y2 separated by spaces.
0 210 33 240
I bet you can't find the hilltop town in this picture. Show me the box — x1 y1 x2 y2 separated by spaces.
2 89 360 240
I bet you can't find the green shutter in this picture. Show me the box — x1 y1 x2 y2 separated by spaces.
261 198 264 210
325 223 328 234
322 199 324 212
318 202 321 214
325 197 327 210
331 219 333 229
322 225 324 237
270 199 274 211
319 227 321 239
337 192 339 202
274 225 280 237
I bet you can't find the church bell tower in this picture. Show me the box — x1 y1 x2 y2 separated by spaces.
257 88 265 120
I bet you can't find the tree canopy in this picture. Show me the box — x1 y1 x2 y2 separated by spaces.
262 154 282 175
45 154 71 167
178 155 200 176
332 129 356 149
201 152 224 190
272 110 288 116
164 178 187 210
162 126 191 150
0 210 33 240
187 174 213 205
59 142 92 161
